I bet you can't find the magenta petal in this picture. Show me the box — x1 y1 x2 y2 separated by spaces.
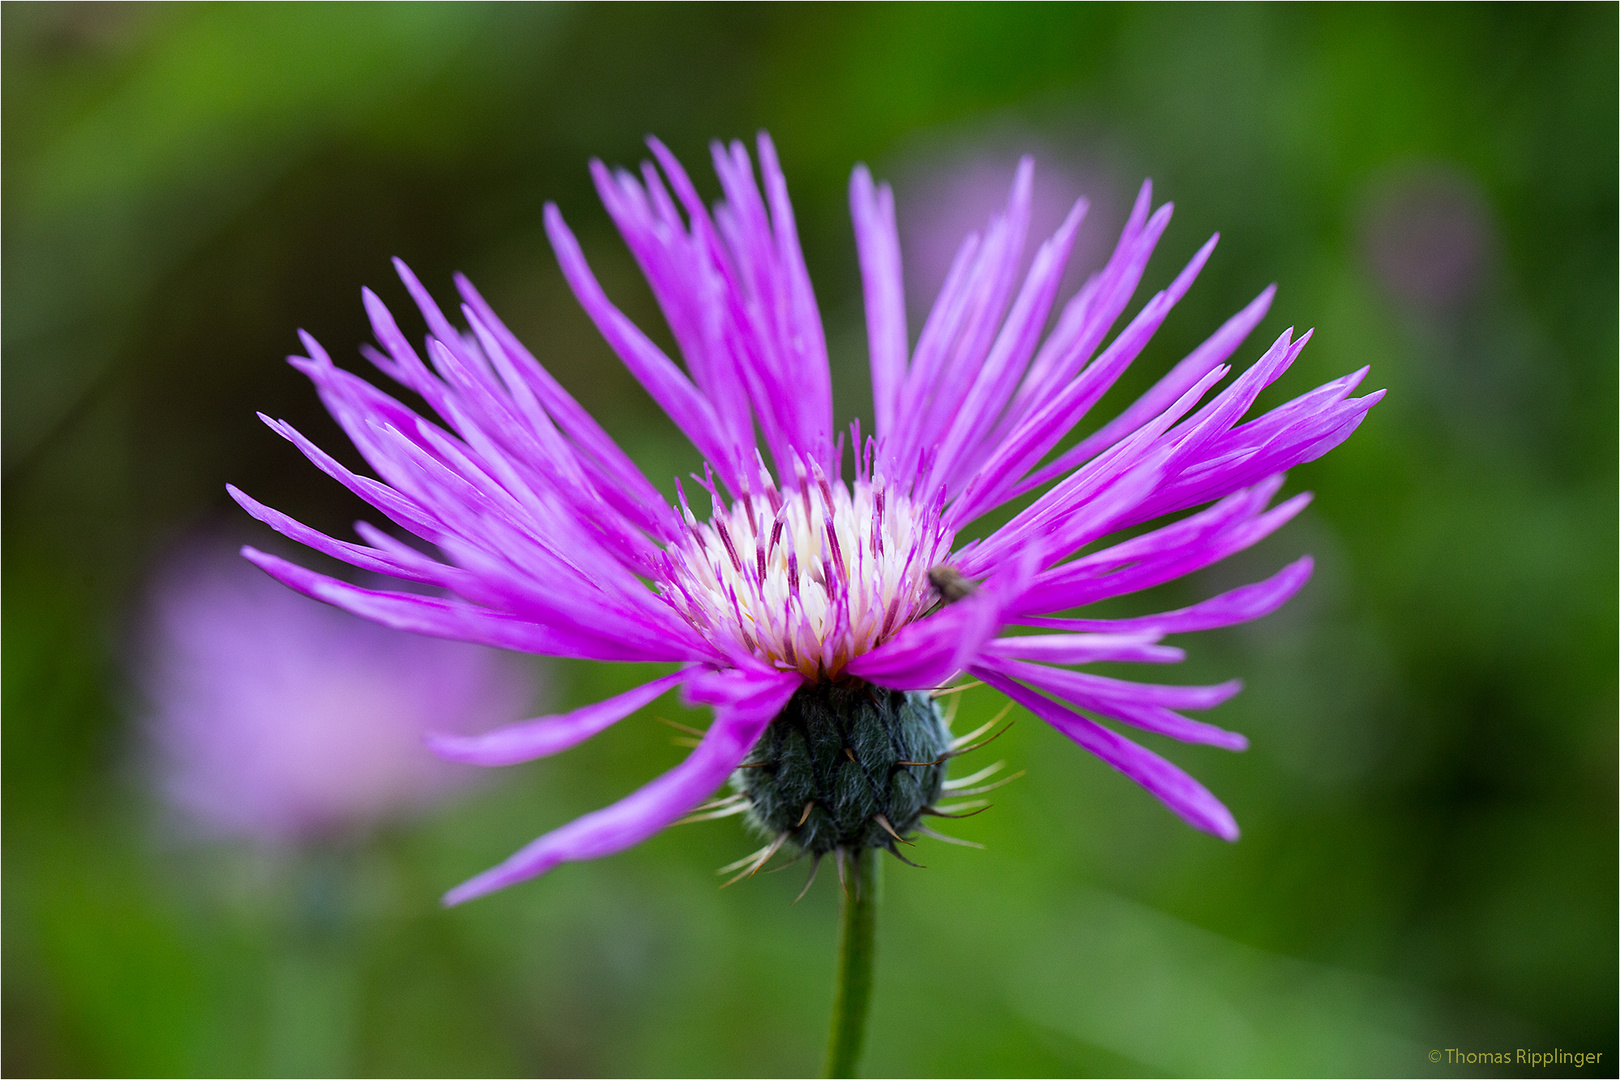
1014 484 1311 614
981 656 1248 751
1024 557 1314 635
850 164 908 439
427 668 693 766
242 547 687 663
441 670 798 904
228 484 467 591
543 203 744 489
1025 284 1277 488
977 667 1240 840
931 193 1091 498
981 633 1185 665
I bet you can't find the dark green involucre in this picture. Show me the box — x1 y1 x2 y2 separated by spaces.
734 680 951 854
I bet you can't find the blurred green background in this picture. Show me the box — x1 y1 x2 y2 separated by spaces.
4 3 1615 1077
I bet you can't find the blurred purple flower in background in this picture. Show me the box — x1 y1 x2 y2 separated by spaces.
231 132 1381 904
142 540 539 844
1361 165 1496 315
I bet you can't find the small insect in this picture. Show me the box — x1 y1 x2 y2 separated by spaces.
927 565 977 605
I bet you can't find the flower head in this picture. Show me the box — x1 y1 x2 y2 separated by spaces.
232 133 1380 903
141 540 539 844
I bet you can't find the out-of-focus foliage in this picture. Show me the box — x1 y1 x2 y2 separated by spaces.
4 4 1614 1077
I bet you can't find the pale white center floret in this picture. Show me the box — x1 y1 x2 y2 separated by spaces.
663 475 954 678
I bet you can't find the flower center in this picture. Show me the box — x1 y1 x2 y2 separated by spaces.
662 477 953 678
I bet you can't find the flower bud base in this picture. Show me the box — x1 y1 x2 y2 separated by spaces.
735 680 950 854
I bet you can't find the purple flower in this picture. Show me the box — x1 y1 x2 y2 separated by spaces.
1361 165 1495 314
231 134 1380 904
142 541 539 844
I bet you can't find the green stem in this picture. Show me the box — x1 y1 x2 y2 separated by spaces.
825 846 881 1078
